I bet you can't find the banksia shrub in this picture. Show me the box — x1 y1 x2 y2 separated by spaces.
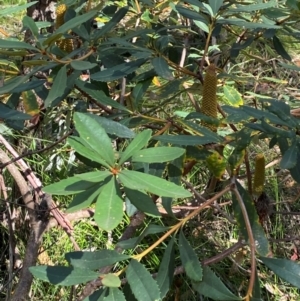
201 64 218 132
253 153 265 196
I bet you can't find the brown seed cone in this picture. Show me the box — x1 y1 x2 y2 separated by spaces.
201 64 218 132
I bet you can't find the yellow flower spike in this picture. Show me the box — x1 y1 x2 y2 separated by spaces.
201 63 218 132
206 150 227 179
253 153 265 196
55 4 67 29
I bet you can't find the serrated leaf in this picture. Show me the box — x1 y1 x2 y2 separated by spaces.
101 274 121 288
29 266 99 286
179 230 203 281
74 112 115 167
0 39 37 51
125 188 160 217
132 147 185 163
93 7 129 39
119 169 191 198
66 184 104 213
22 90 39 116
91 58 148 82
94 177 123 231
260 257 300 288
176 6 209 24
71 61 98 70
88 114 135 138
68 136 112 168
157 237 175 299
151 57 174 80
152 134 221 145
75 80 128 112
126 259 161 301
0 102 31 121
56 10 98 34
43 176 100 195
280 141 297 169
83 288 107 301
117 224 168 249
75 170 112 182
119 130 152 165
192 266 242 300
132 79 152 109
232 181 271 256
104 288 126 301
22 15 39 38
223 85 243 107
66 250 130 270
45 65 67 107
273 35 291 61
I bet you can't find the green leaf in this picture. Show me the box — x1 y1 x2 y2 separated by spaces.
22 16 39 38
91 58 148 82
68 137 111 168
0 1 37 16
29 266 99 286
119 130 152 165
0 74 31 95
94 177 123 231
0 102 31 121
223 85 243 107
71 61 98 70
43 176 100 195
101 275 121 288
117 224 169 249
104 288 126 300
66 184 104 213
132 147 185 163
126 259 161 301
156 237 175 299
56 10 98 34
131 79 152 109
208 0 223 15
229 1 277 12
66 250 130 270
75 80 128 112
179 230 202 282
232 181 271 256
0 39 37 51
88 114 135 138
119 170 191 198
217 18 281 29
74 170 112 182
82 288 106 301
151 57 174 80
260 257 300 289
192 266 242 300
74 112 115 167
152 134 221 145
93 7 129 39
125 188 160 217
176 6 209 24
280 141 297 169
44 65 67 107
273 36 291 61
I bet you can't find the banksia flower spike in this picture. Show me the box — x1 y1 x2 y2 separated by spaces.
201 64 218 132
253 153 265 196
55 4 67 29
55 4 74 53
